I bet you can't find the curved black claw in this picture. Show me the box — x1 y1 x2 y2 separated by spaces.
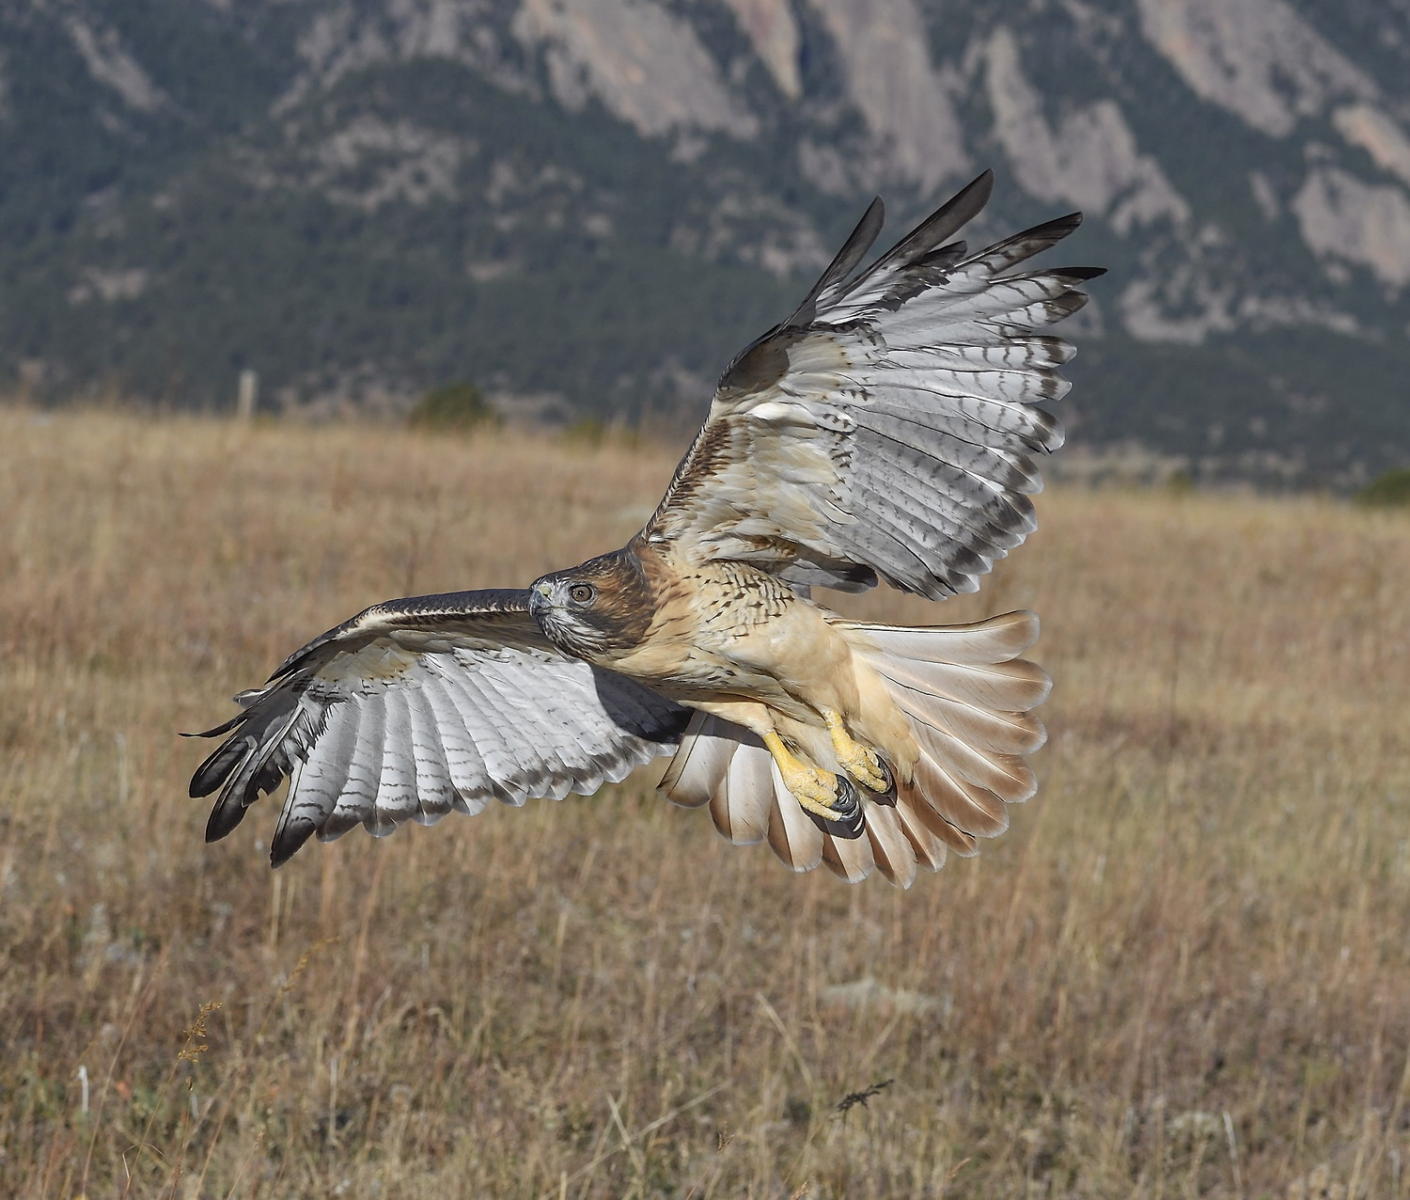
806 774 866 840
869 756 897 807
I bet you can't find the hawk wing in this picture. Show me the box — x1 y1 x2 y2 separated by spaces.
641 170 1102 599
187 589 689 865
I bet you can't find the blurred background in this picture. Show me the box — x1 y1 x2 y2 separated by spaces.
4 0 1409 486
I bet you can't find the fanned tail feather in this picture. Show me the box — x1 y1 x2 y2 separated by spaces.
657 611 1048 887
848 610 1048 880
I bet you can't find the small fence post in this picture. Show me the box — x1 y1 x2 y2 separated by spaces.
235 369 258 421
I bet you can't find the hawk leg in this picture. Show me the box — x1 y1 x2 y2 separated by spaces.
823 709 892 795
761 730 863 837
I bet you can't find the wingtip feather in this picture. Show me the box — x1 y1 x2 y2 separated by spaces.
205 792 249 842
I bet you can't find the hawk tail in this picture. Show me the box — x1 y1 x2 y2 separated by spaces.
658 612 1048 887
846 611 1049 881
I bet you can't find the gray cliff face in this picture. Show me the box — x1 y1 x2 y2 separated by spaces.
3 0 1409 484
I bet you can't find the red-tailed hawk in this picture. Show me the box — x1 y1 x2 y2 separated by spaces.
189 171 1100 886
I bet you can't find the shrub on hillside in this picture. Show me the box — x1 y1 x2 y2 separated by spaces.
1354 467 1410 508
408 382 498 432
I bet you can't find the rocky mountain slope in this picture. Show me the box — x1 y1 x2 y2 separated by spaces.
3 0 1408 485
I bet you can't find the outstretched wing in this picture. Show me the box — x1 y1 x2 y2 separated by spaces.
641 170 1102 600
187 589 689 865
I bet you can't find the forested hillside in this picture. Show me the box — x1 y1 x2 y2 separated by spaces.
3 0 1409 485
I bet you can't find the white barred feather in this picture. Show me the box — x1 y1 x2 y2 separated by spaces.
644 170 1099 600
766 765 825 873
188 591 689 865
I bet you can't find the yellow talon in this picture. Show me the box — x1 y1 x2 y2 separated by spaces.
824 710 890 793
762 731 845 820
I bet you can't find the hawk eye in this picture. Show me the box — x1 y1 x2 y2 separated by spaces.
568 583 596 605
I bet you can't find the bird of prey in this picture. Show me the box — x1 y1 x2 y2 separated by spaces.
189 170 1100 887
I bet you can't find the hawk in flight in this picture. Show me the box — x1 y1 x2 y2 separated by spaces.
190 171 1100 886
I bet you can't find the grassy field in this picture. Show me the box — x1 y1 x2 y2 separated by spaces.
2 406 1409 1198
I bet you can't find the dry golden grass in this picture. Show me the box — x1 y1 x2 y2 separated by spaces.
2 405 1409 1198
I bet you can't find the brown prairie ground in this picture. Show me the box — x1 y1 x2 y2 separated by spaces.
2 406 1409 1199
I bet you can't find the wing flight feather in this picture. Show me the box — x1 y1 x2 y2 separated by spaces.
187 589 689 864
641 169 1102 600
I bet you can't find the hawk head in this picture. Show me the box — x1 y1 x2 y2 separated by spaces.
529 550 653 662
